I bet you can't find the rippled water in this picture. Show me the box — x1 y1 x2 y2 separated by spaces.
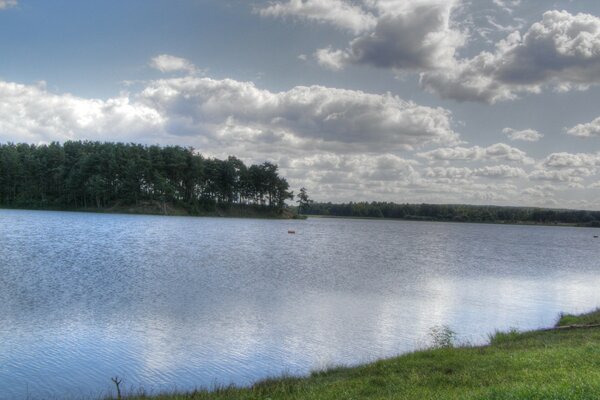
1 209 599 399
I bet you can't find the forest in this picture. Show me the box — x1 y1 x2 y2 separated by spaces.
2 140 600 226
0 141 293 214
304 201 600 227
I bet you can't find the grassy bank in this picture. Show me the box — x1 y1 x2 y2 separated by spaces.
108 309 600 400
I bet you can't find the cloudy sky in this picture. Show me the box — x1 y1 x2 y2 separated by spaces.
2 0 600 208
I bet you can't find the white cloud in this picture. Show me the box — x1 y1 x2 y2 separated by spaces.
260 4 600 107
283 153 420 185
314 47 349 70
521 184 560 206
566 116 600 137
0 81 163 143
475 164 526 178
423 164 525 181
417 143 534 164
150 54 197 74
257 0 376 34
542 152 600 169
0 75 459 154
425 166 473 180
0 0 16 10
139 76 460 151
486 16 525 33
527 152 600 184
502 127 543 142
529 168 593 183
492 0 520 14
422 10 600 103
314 0 465 72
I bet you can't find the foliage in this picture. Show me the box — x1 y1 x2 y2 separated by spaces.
489 328 521 345
295 187 313 215
428 325 456 348
557 308 600 327
0 141 294 213
303 201 600 226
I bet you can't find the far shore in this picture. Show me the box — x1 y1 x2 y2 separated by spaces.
307 213 598 228
0 203 306 220
3 205 600 228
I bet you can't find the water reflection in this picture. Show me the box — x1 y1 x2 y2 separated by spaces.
0 210 599 399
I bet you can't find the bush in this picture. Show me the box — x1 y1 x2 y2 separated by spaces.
429 325 456 348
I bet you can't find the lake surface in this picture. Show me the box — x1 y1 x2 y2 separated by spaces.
1 209 599 399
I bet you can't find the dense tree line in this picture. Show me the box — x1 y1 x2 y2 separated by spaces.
304 202 600 226
0 141 293 213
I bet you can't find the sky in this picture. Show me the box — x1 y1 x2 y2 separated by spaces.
1 0 600 209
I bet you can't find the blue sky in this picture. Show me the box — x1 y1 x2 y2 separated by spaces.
2 0 600 208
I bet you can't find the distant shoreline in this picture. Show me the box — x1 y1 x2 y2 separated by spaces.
0 203 304 220
303 201 600 228
2 205 597 227
308 213 595 228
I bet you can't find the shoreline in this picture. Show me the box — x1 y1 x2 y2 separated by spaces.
308 213 595 228
0 204 304 220
105 308 600 400
0 205 596 227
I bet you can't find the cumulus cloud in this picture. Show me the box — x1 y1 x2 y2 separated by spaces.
526 151 600 185
529 168 593 183
0 0 16 9
0 75 459 153
260 3 600 105
417 143 534 164
283 153 420 185
421 10 600 103
502 127 543 142
424 164 525 181
139 77 459 151
424 166 473 183
314 47 349 70
150 54 197 74
566 117 600 137
257 0 376 34
0 81 163 143
280 151 531 204
475 164 526 178
541 152 600 169
315 0 465 71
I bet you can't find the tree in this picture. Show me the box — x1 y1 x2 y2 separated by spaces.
0 141 297 214
296 187 313 215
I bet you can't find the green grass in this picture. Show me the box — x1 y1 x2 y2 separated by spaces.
106 308 600 400
557 308 600 327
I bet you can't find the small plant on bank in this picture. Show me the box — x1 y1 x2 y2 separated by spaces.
428 325 456 349
489 327 521 345
111 376 123 400
557 308 600 327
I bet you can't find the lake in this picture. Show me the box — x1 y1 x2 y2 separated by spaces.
1 209 599 399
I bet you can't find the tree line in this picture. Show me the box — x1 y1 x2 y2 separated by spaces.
0 141 293 213
304 201 600 226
